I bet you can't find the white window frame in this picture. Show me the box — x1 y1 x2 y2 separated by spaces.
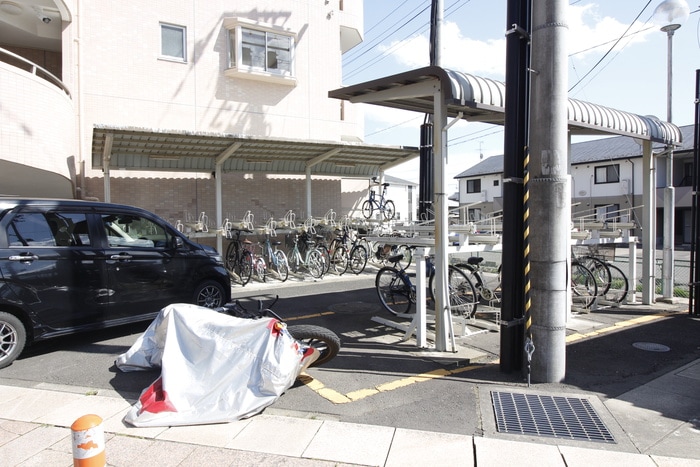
160 23 187 62
224 17 296 86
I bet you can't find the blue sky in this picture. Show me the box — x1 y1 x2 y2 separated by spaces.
344 1 700 188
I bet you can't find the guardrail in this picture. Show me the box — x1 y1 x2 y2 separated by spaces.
0 46 70 97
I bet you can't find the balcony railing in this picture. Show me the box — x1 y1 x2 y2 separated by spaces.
0 46 70 97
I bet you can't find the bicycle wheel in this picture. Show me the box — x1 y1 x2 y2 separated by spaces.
602 263 629 304
224 242 237 273
578 256 611 296
430 265 478 318
382 200 396 221
273 250 289 282
318 244 331 275
287 249 301 273
253 256 266 282
361 200 374 219
375 267 413 315
306 249 325 279
286 324 341 367
395 245 413 270
238 250 253 286
349 244 368 274
331 246 349 275
571 261 598 297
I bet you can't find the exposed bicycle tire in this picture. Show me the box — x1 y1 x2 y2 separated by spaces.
272 250 289 282
361 200 374 219
238 250 253 286
395 245 413 270
375 266 413 315
602 263 629 304
382 200 396 220
306 249 325 279
349 244 368 274
577 255 611 296
287 324 341 367
318 244 331 275
571 260 598 298
429 265 479 318
331 246 349 275
455 262 502 305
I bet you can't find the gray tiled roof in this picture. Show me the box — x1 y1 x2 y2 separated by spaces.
455 124 695 179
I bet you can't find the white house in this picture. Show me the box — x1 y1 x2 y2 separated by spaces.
454 124 696 246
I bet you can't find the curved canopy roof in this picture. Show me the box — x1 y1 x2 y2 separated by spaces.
329 66 682 145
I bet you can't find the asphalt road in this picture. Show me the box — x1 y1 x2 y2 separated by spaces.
1 266 698 439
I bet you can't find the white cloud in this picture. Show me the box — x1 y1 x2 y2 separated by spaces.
378 21 507 78
567 4 653 59
378 5 655 79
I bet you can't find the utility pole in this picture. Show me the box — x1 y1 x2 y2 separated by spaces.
528 0 570 383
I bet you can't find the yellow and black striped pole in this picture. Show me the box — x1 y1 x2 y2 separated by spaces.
523 147 535 386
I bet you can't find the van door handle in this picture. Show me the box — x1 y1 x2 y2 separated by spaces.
9 254 39 262
110 254 133 260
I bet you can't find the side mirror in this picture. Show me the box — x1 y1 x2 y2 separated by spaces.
173 236 184 249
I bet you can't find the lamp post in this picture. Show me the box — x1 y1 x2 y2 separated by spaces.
653 0 689 301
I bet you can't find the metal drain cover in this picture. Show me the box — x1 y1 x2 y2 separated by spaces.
632 342 671 352
491 391 615 443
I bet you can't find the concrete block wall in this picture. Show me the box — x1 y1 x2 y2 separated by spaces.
84 173 342 231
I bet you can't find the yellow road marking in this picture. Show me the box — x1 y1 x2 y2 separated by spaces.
298 311 684 404
285 311 335 321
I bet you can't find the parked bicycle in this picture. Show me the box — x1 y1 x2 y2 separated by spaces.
224 226 254 286
255 220 289 282
375 254 478 318
362 177 395 221
455 257 502 307
573 254 628 306
216 295 340 367
287 229 326 279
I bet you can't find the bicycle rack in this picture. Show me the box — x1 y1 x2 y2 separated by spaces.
279 210 296 230
238 211 254 231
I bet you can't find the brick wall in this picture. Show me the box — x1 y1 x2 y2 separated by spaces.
84 173 342 229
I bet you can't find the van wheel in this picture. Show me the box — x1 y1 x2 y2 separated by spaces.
0 312 26 370
193 280 226 308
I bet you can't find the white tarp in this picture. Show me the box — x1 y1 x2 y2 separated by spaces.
115 303 318 427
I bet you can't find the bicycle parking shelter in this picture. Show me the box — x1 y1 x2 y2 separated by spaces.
91 125 420 254
329 65 682 350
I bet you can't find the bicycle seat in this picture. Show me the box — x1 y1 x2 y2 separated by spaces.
467 257 484 266
382 183 390 187
387 254 404 264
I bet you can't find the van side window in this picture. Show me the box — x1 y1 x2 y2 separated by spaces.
102 214 170 248
7 212 91 247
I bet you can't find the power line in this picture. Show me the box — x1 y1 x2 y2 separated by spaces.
568 0 653 93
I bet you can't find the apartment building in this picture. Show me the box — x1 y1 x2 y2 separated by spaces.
455 124 696 247
0 0 420 229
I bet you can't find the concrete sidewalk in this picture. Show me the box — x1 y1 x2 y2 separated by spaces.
2 355 700 466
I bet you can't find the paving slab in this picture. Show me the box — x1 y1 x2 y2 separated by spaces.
302 420 395 466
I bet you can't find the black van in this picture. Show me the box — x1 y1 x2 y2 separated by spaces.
0 198 231 369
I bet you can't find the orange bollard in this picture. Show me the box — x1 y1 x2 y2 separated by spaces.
71 414 106 467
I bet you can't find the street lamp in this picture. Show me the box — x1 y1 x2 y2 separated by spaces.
652 0 689 301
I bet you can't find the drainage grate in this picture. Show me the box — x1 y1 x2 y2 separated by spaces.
491 391 615 443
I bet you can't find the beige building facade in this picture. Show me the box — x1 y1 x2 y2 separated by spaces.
0 0 392 228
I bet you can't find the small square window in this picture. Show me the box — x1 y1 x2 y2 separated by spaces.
160 23 186 61
493 180 499 187
594 164 620 184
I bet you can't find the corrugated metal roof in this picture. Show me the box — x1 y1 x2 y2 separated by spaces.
330 66 682 145
455 124 695 179
91 126 419 178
